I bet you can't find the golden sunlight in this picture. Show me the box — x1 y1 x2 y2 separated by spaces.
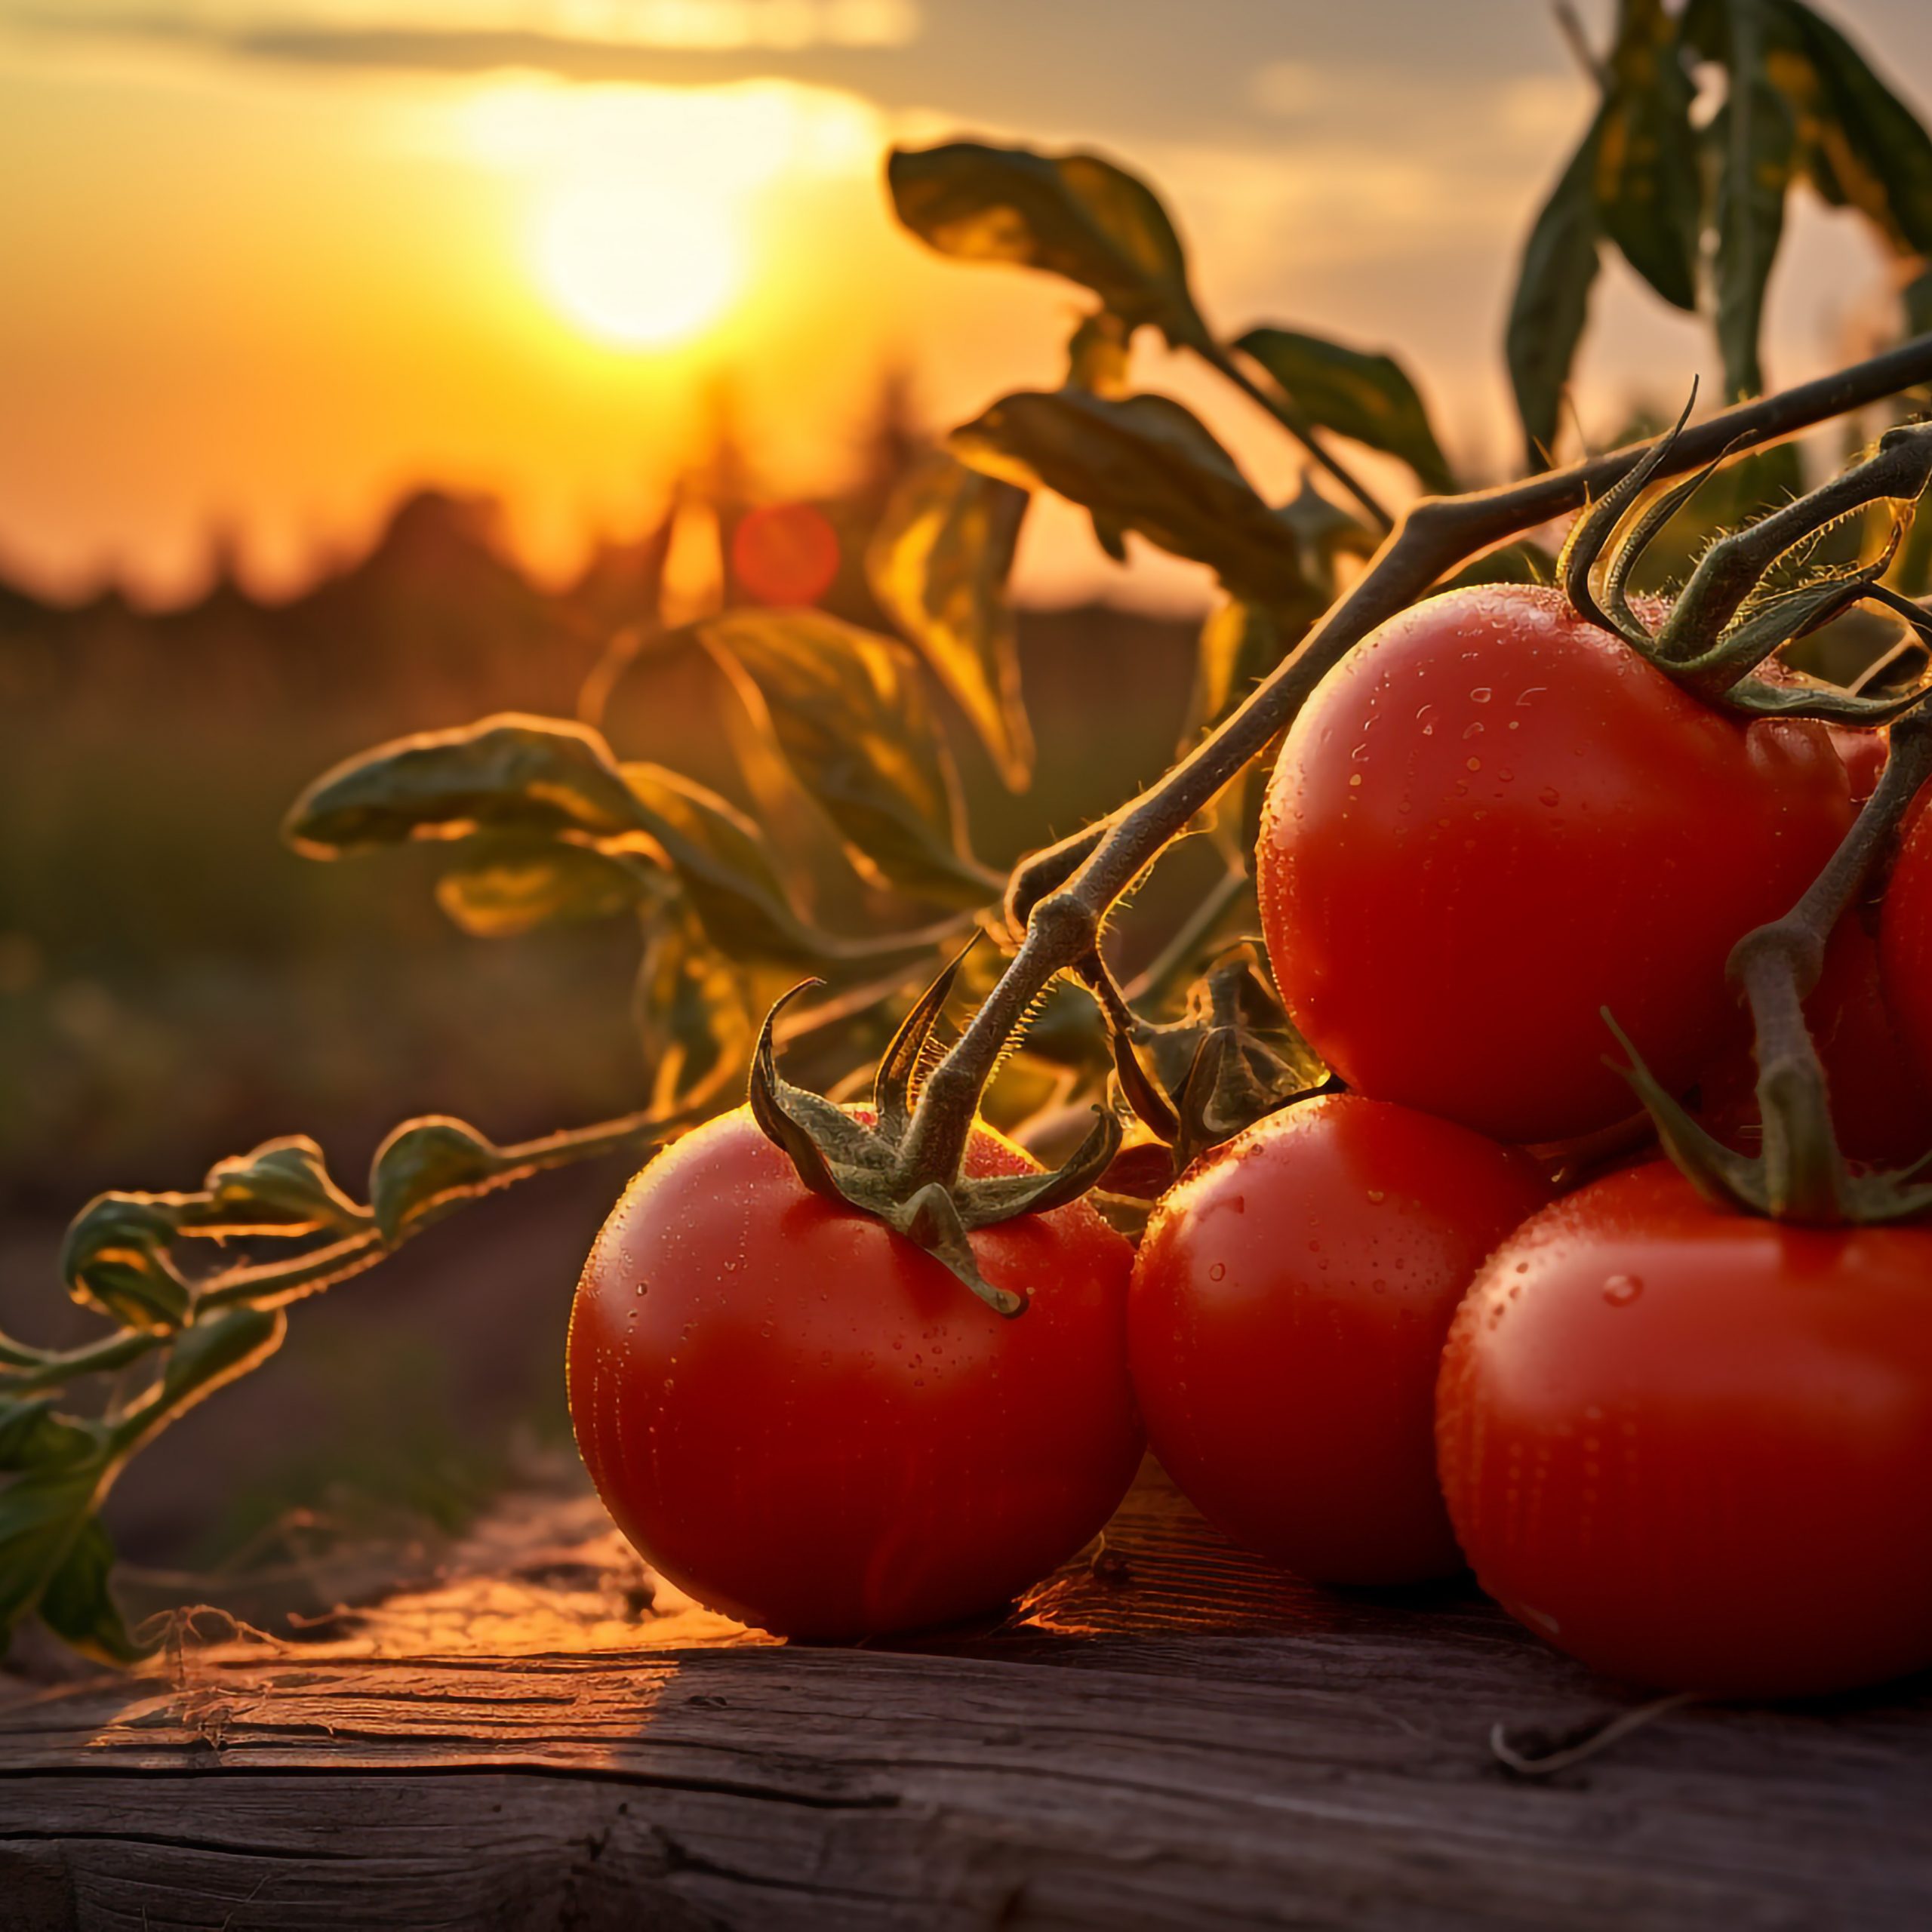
537 179 743 348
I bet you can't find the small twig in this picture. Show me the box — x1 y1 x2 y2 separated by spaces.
1491 1690 1700 1777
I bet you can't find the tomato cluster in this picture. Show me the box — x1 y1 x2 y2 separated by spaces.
571 583 1932 1700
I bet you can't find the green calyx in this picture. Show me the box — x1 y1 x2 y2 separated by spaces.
1560 403 1932 723
747 943 1123 1318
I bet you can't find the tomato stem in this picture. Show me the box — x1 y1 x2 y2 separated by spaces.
912 335 1932 1191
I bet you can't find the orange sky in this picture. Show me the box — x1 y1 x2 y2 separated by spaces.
4 3 1930 611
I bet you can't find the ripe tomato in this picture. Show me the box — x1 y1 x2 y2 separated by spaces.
1880 798 1932 1095
1129 1094 1548 1585
1696 909 1932 1168
568 1106 1141 1639
1257 585 1854 1143
1437 1161 1932 1696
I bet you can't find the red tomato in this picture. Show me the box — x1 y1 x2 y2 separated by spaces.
1880 798 1932 1095
1129 1094 1549 1585
1437 1161 1932 1696
568 1106 1140 1639
1257 586 1854 1143
1696 909 1932 1168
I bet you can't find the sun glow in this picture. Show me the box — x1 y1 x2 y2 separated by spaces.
460 78 883 356
537 180 743 347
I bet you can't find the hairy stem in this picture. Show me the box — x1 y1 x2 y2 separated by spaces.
912 333 1932 1186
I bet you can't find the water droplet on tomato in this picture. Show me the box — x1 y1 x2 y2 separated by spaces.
1471 686 1493 703
1538 786 1561 807
1208 1261 1226 1281
1466 757 1482 772
1602 1273 1643 1306
1366 1189 1386 1204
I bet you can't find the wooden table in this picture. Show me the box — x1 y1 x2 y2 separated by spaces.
2 1463 1927 1930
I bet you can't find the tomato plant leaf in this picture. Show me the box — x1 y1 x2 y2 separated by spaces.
1186 598 1290 746
186 1136 371 1240
1066 306 1134 398
59 1198 191 1333
368 1117 516 1244
148 1306 286 1420
1704 20 1799 398
0 1398 102 1475
1780 1 1932 257
435 835 654 939
619 762 848 966
1508 111 1606 467
1235 327 1456 491
866 454 1035 789
888 141 1211 349
35 1513 149 1665
701 610 999 906
0 1464 108 1645
1597 0 1702 314
285 715 643 854
633 903 754 1115
949 389 1311 605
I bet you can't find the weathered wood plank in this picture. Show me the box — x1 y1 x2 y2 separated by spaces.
2 1465 1927 1929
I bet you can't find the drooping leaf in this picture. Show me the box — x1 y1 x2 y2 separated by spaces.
633 903 754 1115
285 715 642 855
701 610 998 906
35 1513 149 1665
1706 16 1799 398
0 1463 106 1642
434 836 653 939
0 1397 100 1475
620 763 844 966
1235 327 1456 491
1597 0 1702 312
59 1197 191 1333
149 1305 286 1419
888 142 1211 349
1781 0 1932 256
950 390 1310 605
866 455 1035 788
368 1117 514 1244
186 1136 370 1240
1508 109 1607 468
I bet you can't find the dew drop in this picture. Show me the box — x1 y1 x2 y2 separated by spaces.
1538 786 1561 808
1208 1262 1226 1281
1471 686 1493 703
1466 756 1482 773
1366 1189 1386 1204
1602 1273 1644 1306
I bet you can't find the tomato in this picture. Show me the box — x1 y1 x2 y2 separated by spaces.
568 1106 1141 1639
1257 585 1854 1143
1129 1094 1549 1585
1696 909 1932 1168
1437 1161 1932 1696
1880 797 1932 1095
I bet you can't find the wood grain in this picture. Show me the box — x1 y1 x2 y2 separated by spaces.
2 1464 1927 1930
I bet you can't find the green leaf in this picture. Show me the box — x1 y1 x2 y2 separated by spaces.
434 835 652 938
368 1117 515 1243
1597 0 1702 312
0 1464 106 1641
1781 0 1932 256
59 1197 191 1333
866 454 1034 789
186 1135 370 1239
1706 5 1800 398
701 610 998 906
1508 110 1606 468
1235 328 1455 491
633 903 754 1115
36 1514 149 1665
949 389 1310 605
620 762 847 964
150 1305 286 1418
888 142 1210 349
0 1397 101 1474
285 714 644 855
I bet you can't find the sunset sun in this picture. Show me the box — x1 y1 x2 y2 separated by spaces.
537 180 743 349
